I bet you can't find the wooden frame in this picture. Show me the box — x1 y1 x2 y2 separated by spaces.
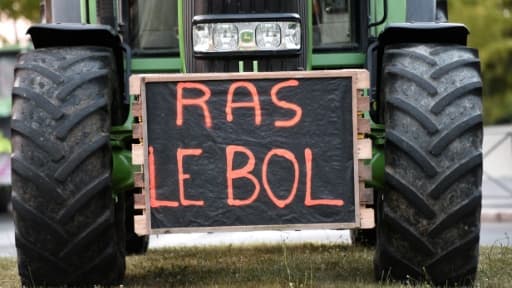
130 70 372 235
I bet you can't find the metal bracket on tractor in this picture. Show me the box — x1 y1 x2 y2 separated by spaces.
129 70 373 235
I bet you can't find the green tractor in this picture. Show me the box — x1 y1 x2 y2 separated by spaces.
11 0 482 286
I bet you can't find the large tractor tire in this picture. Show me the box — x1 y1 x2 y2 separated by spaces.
11 47 125 286
350 226 376 247
0 186 10 213
375 44 482 286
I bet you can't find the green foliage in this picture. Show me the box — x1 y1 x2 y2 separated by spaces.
0 132 11 153
450 0 512 124
0 0 39 22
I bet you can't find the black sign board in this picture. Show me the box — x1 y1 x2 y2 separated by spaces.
139 71 363 232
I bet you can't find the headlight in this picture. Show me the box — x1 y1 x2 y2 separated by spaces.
213 23 239 50
284 23 301 49
256 23 281 48
193 24 210 52
192 14 301 54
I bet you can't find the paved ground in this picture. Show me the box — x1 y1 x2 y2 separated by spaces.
149 229 351 249
482 177 512 222
481 222 512 247
0 213 14 257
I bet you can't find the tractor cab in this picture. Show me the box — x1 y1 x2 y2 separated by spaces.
121 0 366 72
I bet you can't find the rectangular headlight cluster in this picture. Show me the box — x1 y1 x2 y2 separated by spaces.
192 14 301 54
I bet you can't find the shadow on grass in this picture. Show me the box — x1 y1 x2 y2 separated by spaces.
1 244 510 287
125 244 375 287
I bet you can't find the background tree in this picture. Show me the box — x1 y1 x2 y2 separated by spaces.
0 0 39 22
450 0 512 124
0 0 39 45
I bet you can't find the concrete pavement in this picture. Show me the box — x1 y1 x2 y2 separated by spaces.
482 177 512 222
0 214 14 257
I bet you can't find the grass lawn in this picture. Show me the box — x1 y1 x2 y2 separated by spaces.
0 244 511 287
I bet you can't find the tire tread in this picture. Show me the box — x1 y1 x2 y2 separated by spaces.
11 47 125 286
377 44 482 286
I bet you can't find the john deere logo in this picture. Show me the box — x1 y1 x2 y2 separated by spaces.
241 31 253 43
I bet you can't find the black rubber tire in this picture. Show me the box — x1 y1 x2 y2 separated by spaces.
0 186 10 213
375 44 483 286
125 190 149 255
350 228 376 247
11 47 125 286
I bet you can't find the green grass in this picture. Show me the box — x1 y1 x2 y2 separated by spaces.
1 244 511 287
